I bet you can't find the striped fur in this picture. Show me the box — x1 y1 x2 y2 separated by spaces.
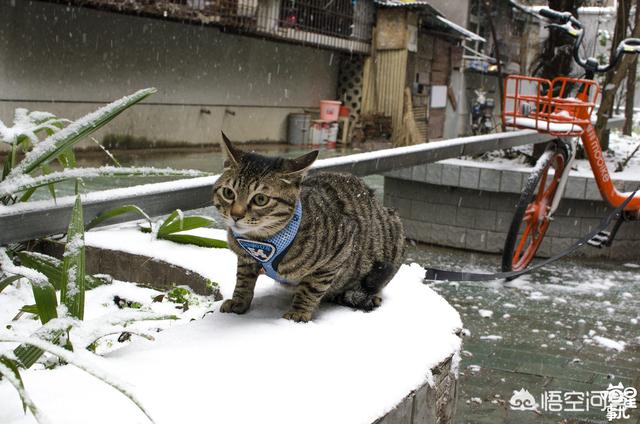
213 133 405 322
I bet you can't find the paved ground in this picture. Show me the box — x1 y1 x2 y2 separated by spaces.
410 244 640 424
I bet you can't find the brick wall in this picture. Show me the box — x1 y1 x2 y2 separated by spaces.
384 160 640 259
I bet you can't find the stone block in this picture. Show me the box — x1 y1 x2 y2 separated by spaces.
478 167 501 192
465 229 487 251
547 216 582 238
551 237 577 256
429 223 452 246
624 179 640 193
537 238 552 258
474 209 497 231
374 396 413 424
441 163 461 186
580 218 601 237
489 193 519 212
455 207 476 227
564 176 586 199
458 190 491 209
585 180 601 200
411 200 437 222
432 204 459 226
486 231 505 253
386 196 412 218
430 186 463 206
412 383 436 424
401 219 433 244
495 211 514 232
399 166 413 180
499 171 523 193
426 163 443 185
413 165 427 182
459 166 480 189
445 226 466 248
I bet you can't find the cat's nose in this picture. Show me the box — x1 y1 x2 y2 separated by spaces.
230 204 246 221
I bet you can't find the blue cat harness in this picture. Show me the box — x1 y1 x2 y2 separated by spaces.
232 201 302 285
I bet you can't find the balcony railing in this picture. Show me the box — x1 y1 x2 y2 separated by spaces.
42 0 374 53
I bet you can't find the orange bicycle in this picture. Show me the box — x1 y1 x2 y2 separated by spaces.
501 8 640 272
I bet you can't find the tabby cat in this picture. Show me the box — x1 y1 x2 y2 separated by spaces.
212 133 405 322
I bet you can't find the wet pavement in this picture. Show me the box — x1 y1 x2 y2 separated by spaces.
412 244 640 424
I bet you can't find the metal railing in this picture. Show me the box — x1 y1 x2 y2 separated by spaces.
39 0 374 53
0 119 623 245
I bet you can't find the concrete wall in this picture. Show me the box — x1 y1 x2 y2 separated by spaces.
427 0 470 27
0 0 340 147
384 159 640 260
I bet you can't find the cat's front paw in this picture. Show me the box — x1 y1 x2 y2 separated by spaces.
220 298 251 314
283 310 313 323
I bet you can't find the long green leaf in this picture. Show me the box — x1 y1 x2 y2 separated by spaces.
86 205 152 231
60 195 86 320
157 210 179 236
158 213 215 237
0 356 32 415
160 234 228 249
17 251 106 290
18 187 38 203
30 280 58 325
17 251 62 290
0 275 22 293
13 330 64 370
9 88 156 177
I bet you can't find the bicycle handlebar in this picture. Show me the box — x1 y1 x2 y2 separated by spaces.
539 7 640 74
538 8 575 25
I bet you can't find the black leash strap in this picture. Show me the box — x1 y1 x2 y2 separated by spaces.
424 190 637 282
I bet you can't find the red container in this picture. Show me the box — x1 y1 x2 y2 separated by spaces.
320 100 341 121
339 106 351 118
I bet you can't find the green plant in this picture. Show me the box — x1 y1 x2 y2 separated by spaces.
167 286 192 304
0 194 171 423
0 89 213 423
88 206 228 248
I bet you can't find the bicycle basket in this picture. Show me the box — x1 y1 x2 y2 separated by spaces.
502 76 600 136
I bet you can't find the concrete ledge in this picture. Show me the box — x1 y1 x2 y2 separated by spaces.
384 159 640 260
37 240 223 298
375 357 457 424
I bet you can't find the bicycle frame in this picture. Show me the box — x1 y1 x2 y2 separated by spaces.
575 86 640 211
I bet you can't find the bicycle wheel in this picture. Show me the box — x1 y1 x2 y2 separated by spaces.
502 142 568 272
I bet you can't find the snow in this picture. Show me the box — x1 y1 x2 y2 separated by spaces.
504 116 582 134
480 335 502 341
478 309 493 318
0 108 65 146
0 227 462 424
592 336 626 352
0 248 48 287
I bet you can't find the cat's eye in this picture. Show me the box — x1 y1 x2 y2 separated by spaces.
221 187 235 201
252 193 269 206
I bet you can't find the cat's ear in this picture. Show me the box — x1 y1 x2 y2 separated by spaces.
282 150 319 176
220 131 242 166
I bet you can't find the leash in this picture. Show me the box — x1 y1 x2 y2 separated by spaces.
424 190 637 282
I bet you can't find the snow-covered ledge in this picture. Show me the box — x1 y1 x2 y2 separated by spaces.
384 159 640 259
1 228 463 424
